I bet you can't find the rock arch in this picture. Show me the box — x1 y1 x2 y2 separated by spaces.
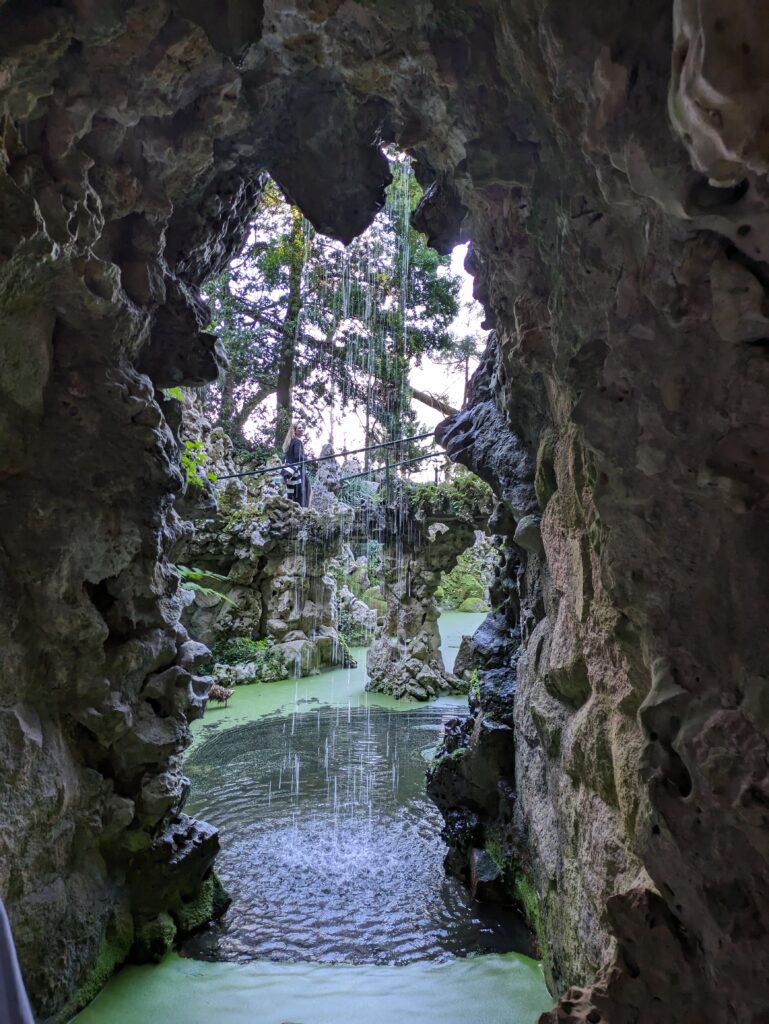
1 3 768 1023
366 479 492 700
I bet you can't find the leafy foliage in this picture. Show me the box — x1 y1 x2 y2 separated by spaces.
202 156 464 451
181 440 217 488
210 636 288 682
177 565 236 605
407 470 494 522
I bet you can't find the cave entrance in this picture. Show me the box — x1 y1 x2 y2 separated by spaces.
68 159 550 1020
189 152 481 463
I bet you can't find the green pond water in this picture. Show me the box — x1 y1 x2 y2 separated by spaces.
74 612 553 1023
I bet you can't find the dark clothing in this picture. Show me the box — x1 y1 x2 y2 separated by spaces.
284 437 310 507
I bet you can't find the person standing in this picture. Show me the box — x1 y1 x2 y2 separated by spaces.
281 421 311 507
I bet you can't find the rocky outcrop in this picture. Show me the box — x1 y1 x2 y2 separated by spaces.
179 424 355 678
0 357 224 1021
2 3 769 1022
183 489 353 676
366 478 492 700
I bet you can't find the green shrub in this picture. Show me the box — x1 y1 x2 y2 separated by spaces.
407 471 493 522
437 540 495 610
211 636 287 681
181 439 217 488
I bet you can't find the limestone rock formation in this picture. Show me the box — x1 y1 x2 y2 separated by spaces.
179 427 355 679
366 478 492 700
1 2 768 1022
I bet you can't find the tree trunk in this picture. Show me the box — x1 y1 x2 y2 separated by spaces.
275 206 306 448
410 386 458 418
218 368 237 433
230 387 274 445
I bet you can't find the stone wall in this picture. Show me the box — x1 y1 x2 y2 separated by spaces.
182 480 354 679
366 518 476 699
366 479 491 700
1 3 768 1022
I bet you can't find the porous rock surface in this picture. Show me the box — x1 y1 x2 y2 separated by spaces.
366 480 492 700
1 3 768 1023
180 426 356 679
366 519 474 700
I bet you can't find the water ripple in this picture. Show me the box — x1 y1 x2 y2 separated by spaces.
183 703 531 964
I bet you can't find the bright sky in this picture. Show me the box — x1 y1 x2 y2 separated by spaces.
410 243 484 425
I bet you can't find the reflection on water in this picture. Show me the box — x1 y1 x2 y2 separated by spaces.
184 699 531 962
72 616 552 1024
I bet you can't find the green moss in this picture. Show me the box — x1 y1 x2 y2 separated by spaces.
211 636 287 682
407 472 493 523
458 597 489 612
335 633 355 664
221 497 270 531
361 586 387 615
52 910 134 1023
428 744 468 773
478 831 550 975
173 872 231 937
181 439 216 488
514 874 548 966
469 670 481 702
484 837 507 875
134 912 177 963
437 538 495 610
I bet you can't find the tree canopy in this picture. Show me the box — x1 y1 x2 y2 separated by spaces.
202 155 467 456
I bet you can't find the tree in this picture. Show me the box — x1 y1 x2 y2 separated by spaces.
202 156 463 454
433 328 486 408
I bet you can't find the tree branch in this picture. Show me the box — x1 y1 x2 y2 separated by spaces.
410 386 458 418
230 387 275 432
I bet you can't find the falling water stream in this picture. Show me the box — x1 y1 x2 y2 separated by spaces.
74 613 553 1023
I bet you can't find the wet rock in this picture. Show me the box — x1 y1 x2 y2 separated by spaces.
180 430 353 678
134 912 176 964
366 481 490 699
470 848 507 903
2 2 769 1021
514 514 544 555
478 669 518 729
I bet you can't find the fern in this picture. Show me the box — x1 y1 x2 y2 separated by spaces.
177 565 236 605
181 440 217 488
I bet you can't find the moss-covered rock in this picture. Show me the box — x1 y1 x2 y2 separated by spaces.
173 872 231 937
52 909 134 1024
210 636 288 684
437 537 495 610
134 911 177 963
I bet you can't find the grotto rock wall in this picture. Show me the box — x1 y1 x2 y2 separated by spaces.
437 355 645 994
1 2 769 1022
366 518 475 700
181 464 355 680
429 4 769 1020
366 478 492 700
